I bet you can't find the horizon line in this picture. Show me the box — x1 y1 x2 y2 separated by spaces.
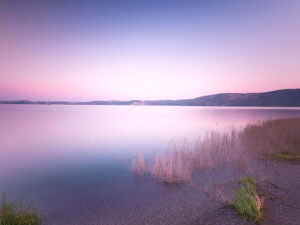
0 88 299 103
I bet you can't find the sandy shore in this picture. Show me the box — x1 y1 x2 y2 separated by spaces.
38 159 299 225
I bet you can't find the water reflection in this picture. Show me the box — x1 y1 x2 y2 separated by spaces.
0 104 300 223
1 105 300 180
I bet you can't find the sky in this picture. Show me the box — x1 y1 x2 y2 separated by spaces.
1 0 300 101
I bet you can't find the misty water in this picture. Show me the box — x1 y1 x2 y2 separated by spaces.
1 105 300 224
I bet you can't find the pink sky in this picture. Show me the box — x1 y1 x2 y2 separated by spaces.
1 0 300 101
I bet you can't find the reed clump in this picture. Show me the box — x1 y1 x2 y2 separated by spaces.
272 150 300 161
131 153 147 175
152 149 193 184
241 117 300 158
132 118 300 184
148 129 251 183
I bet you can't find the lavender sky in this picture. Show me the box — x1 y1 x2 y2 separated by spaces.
1 0 300 101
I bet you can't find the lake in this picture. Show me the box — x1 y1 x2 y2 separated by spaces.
1 105 300 224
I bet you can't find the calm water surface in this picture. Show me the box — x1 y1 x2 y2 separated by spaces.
1 105 300 224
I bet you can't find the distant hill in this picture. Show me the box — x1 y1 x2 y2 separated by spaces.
1 89 300 107
145 89 300 107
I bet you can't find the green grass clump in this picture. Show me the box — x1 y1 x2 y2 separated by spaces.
240 176 256 189
272 150 300 162
233 176 261 222
0 195 42 225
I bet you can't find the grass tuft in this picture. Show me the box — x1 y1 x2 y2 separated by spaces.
205 182 211 194
0 195 42 225
233 176 262 222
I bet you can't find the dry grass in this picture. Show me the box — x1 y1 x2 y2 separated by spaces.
132 118 300 183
